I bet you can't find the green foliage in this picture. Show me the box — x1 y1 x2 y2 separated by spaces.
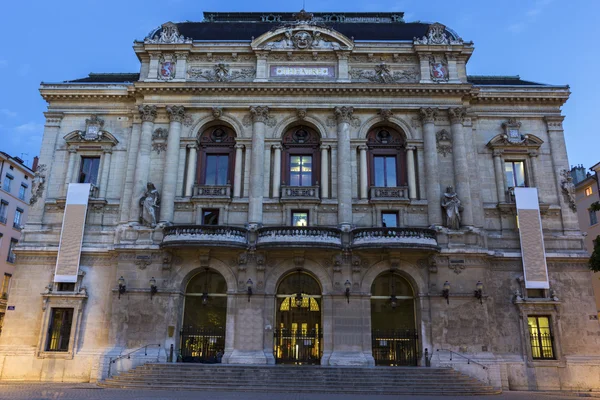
590 202 600 212
589 235 600 272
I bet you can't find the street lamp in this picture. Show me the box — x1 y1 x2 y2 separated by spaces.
474 281 483 304
118 276 126 299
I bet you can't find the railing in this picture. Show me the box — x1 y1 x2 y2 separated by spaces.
281 185 320 201
529 332 555 360
162 225 247 247
435 348 487 369
12 222 21 230
193 184 231 198
180 327 225 363
370 186 409 200
256 226 342 248
372 329 418 366
107 343 161 377
6 254 15 264
274 328 322 365
0 216 6 224
351 227 438 249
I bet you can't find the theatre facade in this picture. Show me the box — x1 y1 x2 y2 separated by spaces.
0 10 599 392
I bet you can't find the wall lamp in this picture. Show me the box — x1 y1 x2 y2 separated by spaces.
474 281 483 304
442 281 450 304
344 280 351 303
118 276 126 299
247 278 253 302
202 292 209 306
295 292 303 307
390 294 398 309
149 277 157 300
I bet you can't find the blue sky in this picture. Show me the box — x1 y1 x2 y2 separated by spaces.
0 1 597 170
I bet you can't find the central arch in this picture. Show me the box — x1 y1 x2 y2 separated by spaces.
274 270 323 364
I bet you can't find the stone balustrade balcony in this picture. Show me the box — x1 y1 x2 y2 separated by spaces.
256 226 342 249
162 225 247 248
280 185 320 202
192 184 232 199
369 186 409 201
351 227 438 250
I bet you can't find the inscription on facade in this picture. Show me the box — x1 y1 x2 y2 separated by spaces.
270 65 335 78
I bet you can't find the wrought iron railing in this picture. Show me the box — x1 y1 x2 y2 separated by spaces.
351 227 437 248
107 343 161 377
256 226 342 248
162 225 247 246
180 327 225 363
281 185 320 201
372 329 418 366
274 328 322 365
435 348 488 369
193 184 231 198
0 216 7 224
369 186 409 200
529 332 555 360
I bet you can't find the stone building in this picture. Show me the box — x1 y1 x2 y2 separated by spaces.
0 152 34 333
0 10 599 392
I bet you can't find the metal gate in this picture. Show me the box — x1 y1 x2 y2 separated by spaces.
273 328 322 364
180 327 225 363
372 329 418 366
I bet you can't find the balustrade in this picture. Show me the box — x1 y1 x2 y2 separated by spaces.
162 224 247 247
256 226 342 249
351 227 438 249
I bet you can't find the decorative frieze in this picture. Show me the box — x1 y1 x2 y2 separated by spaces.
349 63 419 83
188 63 256 82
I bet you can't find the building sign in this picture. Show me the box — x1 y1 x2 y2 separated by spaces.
270 65 335 78
7 306 15 311
514 187 549 289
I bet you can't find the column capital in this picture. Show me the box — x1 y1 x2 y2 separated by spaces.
103 148 113 154
249 106 270 123
68 147 77 154
138 105 157 122
235 143 245 150
186 143 198 150
167 105 186 122
448 107 468 124
272 144 283 150
357 145 368 151
44 112 64 127
528 149 539 157
320 144 331 151
406 145 417 151
334 106 354 124
175 51 189 60
419 107 438 124
492 148 504 157
544 116 565 131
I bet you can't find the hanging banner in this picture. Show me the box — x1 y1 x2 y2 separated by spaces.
514 187 549 289
54 183 90 283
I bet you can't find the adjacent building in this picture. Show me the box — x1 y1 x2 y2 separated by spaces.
0 152 35 333
0 10 599 392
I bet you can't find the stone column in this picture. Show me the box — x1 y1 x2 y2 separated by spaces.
529 150 539 188
420 108 442 226
418 53 432 84
492 149 505 203
233 144 244 198
175 52 188 81
254 53 268 82
406 146 417 200
358 145 368 200
448 107 473 226
64 147 77 195
148 52 160 80
130 105 157 222
248 106 269 225
184 144 198 197
160 105 185 224
320 144 330 199
272 144 282 199
336 52 350 82
99 149 112 198
334 107 354 227
120 120 141 223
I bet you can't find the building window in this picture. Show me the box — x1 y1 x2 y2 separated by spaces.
382 211 399 227
292 211 309 227
366 127 407 190
18 183 27 201
202 209 219 225
505 161 526 188
205 155 229 185
0 200 7 224
1 274 11 299
46 308 74 352
590 209 598 226
13 208 23 229
78 157 100 185
289 155 313 187
373 156 397 187
57 282 75 292
3 174 13 192
528 315 555 360
585 186 593 197
197 126 236 188
7 239 17 263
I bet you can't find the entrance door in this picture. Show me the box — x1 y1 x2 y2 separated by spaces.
371 272 418 366
180 268 227 363
274 271 322 364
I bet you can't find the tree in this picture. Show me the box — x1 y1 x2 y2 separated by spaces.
589 235 600 272
590 202 600 212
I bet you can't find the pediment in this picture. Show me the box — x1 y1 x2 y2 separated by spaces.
486 133 543 149
251 25 354 51
64 130 119 146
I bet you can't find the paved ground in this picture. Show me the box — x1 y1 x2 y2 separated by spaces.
0 383 597 400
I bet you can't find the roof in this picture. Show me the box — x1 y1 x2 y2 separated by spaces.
467 75 548 86
65 73 140 83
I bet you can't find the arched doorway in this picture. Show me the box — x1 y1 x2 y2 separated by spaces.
371 271 418 366
180 268 227 363
274 270 322 364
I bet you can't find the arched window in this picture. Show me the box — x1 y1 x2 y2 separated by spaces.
366 126 407 189
196 125 236 188
281 125 321 187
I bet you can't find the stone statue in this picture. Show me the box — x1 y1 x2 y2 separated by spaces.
30 164 47 206
442 186 461 230
139 183 160 228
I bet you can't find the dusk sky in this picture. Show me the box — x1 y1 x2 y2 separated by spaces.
0 0 597 170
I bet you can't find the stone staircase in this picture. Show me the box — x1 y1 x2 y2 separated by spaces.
100 363 500 395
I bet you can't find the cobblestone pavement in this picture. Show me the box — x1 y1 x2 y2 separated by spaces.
0 383 595 400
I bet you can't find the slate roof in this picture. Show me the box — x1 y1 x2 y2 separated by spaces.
66 73 140 83
467 76 548 86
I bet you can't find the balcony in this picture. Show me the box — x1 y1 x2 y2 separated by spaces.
162 225 247 248
351 227 438 250
192 184 231 199
280 185 320 202
256 226 342 249
369 186 409 201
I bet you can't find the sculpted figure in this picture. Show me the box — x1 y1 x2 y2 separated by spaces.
442 186 461 230
139 182 160 228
